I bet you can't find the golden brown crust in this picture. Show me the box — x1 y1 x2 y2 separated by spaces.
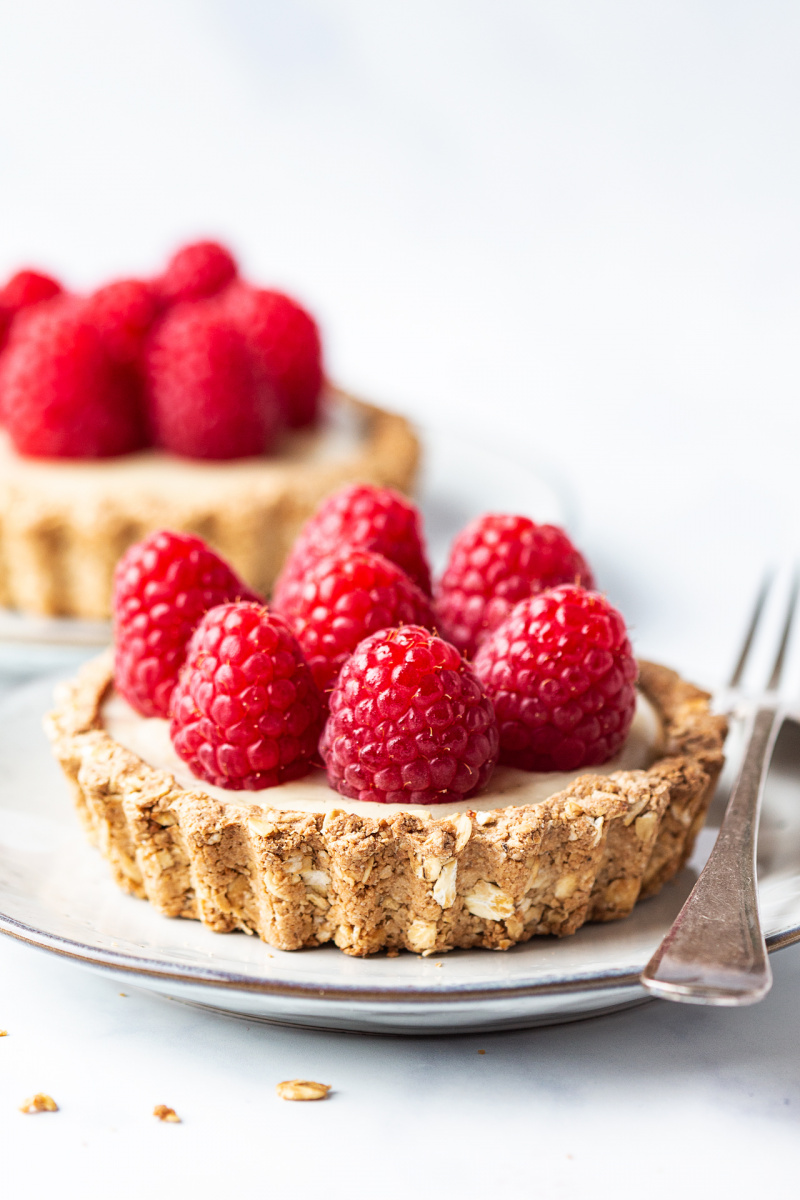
0 389 420 618
45 655 727 956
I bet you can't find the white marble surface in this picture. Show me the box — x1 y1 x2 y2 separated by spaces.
2 933 800 1197
2 3 800 1195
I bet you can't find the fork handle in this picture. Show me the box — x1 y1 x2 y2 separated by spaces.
641 705 779 1005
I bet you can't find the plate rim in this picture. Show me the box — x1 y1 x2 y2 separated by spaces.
2 905 799 1005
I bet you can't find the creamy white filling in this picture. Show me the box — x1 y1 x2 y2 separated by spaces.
102 691 663 820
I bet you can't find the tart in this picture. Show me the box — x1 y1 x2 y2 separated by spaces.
46 653 726 957
0 387 419 619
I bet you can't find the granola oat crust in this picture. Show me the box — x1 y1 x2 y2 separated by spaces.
45 656 726 957
0 388 419 619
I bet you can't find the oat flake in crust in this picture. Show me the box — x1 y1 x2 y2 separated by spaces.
0 388 419 619
45 656 726 958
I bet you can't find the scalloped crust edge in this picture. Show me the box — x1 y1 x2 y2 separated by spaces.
45 656 727 957
0 388 420 618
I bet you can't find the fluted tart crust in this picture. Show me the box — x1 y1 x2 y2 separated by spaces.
0 388 419 619
45 655 727 957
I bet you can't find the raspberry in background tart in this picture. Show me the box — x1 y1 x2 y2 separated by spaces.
0 269 63 358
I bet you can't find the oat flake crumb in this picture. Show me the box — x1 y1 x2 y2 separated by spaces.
19 1093 58 1114
276 1079 331 1102
153 1104 181 1123
0 1029 8 1037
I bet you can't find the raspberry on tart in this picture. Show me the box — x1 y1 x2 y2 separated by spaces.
321 624 499 805
473 584 638 772
170 601 323 790
144 299 280 459
1 299 147 458
274 547 437 699
158 240 238 305
83 279 161 366
435 513 595 658
113 530 260 719
274 482 432 606
222 284 323 428
0 269 63 354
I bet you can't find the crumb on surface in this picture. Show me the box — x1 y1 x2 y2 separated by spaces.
276 1079 331 1102
19 1094 58 1114
478 1049 486 1055
0 1029 8 1037
119 993 127 997
153 1104 180 1123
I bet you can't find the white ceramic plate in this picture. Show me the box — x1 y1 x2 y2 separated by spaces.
1 678 800 1034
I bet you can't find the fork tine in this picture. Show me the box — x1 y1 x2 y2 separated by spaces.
728 570 773 689
767 569 800 691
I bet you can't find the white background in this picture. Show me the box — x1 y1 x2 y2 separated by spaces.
1 3 800 1196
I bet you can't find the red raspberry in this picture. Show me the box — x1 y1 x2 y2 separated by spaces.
436 514 595 658
0 269 63 352
158 240 237 305
83 279 160 365
472 585 637 773
0 268 63 312
321 625 499 805
145 300 280 459
1 299 147 458
274 548 437 699
223 285 323 428
170 602 323 791
113 531 260 718
274 483 431 608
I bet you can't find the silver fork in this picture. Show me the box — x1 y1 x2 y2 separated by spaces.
641 570 798 1006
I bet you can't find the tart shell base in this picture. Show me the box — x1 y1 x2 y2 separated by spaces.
45 657 727 957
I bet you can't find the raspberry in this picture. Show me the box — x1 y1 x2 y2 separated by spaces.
145 300 280 459
0 270 64 362
158 240 238 305
274 548 437 699
0 268 63 312
113 531 260 718
436 514 595 658
83 279 160 365
170 602 323 790
320 625 498 805
274 483 431 608
472 585 637 773
223 285 322 427
1 299 147 458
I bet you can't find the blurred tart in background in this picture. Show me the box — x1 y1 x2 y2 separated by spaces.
0 242 419 618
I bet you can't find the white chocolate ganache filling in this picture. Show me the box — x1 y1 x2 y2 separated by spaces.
102 690 663 820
